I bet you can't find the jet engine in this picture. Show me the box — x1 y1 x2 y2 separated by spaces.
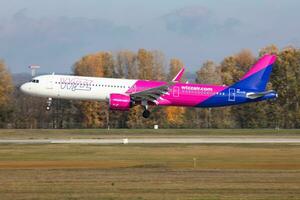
109 93 133 111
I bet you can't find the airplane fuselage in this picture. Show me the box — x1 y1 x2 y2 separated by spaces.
20 74 276 108
20 54 278 118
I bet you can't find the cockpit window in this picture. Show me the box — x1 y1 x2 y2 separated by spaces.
31 79 39 83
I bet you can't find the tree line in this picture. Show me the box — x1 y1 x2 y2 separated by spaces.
1 45 299 129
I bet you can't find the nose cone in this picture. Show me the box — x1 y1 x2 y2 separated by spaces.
20 83 31 94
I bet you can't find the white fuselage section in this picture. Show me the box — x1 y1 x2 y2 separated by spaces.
20 75 138 101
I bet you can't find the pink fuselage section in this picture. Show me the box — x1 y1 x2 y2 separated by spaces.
125 80 227 107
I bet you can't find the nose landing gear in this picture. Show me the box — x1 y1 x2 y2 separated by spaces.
46 98 52 111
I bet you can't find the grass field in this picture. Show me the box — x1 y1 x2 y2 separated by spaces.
0 129 300 199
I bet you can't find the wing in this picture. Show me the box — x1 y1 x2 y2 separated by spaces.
129 68 184 104
130 84 170 104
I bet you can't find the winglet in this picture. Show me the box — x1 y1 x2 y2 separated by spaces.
172 68 185 82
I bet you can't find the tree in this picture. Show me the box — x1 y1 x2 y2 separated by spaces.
73 52 113 128
114 50 137 78
168 58 185 81
11 46 300 129
152 50 166 80
196 60 221 84
194 60 223 128
218 49 257 128
165 58 186 127
137 49 154 80
110 51 137 128
0 60 13 107
0 60 14 126
235 49 256 73
12 93 44 128
270 47 300 128
74 54 104 77
126 106 146 128
259 44 279 56
126 50 168 128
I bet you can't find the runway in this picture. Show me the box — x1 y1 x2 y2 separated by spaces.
1 137 300 144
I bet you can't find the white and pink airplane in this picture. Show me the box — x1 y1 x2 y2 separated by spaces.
20 54 278 118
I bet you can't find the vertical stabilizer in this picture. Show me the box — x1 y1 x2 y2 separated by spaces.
232 54 276 91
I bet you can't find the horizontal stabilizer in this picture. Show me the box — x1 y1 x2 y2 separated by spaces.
246 90 277 99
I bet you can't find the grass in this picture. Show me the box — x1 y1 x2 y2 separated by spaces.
0 142 300 199
0 128 300 139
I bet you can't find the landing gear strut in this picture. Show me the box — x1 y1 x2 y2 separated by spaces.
46 98 52 111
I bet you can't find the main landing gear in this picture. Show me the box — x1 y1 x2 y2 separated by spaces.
46 97 52 111
142 101 150 119
142 109 150 119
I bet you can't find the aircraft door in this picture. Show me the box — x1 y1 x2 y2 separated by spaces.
228 88 236 101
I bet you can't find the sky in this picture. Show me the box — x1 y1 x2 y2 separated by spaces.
0 0 299 73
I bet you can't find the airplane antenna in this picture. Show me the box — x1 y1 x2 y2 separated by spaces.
29 65 40 77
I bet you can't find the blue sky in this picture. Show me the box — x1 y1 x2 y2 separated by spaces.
0 0 299 73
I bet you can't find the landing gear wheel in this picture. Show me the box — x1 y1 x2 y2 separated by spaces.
142 110 151 118
46 97 52 111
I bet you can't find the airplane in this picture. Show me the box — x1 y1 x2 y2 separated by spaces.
20 54 278 118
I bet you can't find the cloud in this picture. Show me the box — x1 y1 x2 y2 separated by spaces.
0 7 244 73
162 6 241 38
1 3 299 74
0 9 135 72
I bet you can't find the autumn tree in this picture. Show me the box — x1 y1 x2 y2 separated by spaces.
229 50 264 128
152 50 166 80
127 49 167 128
111 50 137 128
73 52 113 128
192 60 221 128
137 49 154 80
270 47 300 128
0 60 14 126
10 46 300 129
165 58 186 127
0 61 13 106
217 50 257 128
12 89 50 128
196 60 221 84
259 44 279 56
168 58 185 81
114 50 137 78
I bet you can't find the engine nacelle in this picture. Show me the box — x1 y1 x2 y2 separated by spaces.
109 93 132 111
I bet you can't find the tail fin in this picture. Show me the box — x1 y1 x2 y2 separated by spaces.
232 54 276 91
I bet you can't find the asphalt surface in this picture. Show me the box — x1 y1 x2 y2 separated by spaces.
1 137 300 144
